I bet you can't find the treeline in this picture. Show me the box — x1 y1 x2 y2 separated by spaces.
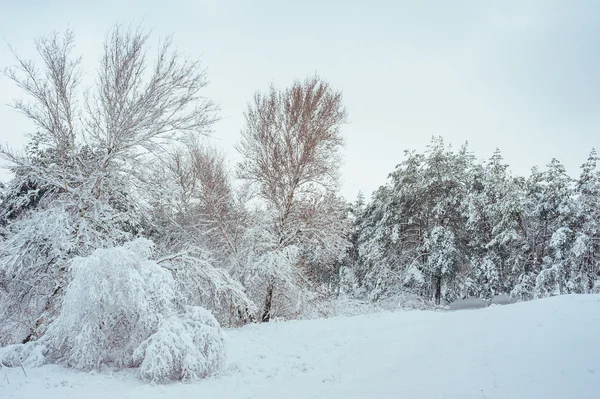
350 139 600 304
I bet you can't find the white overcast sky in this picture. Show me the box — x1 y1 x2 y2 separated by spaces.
0 0 598 200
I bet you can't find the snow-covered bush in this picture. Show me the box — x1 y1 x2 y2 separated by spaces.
0 238 226 382
134 306 225 383
0 207 74 345
161 252 257 327
0 342 47 368
42 238 172 370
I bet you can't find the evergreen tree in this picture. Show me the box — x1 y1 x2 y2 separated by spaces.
570 149 600 293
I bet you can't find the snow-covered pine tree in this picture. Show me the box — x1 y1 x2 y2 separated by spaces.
464 149 526 299
353 138 472 305
526 159 576 298
354 150 426 301
418 139 472 303
569 149 600 293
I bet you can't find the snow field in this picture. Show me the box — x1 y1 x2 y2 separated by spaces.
2 294 599 399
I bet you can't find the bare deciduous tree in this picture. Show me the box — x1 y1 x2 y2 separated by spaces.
84 25 218 198
3 30 81 190
0 25 219 343
2 25 217 198
162 140 246 260
236 75 347 321
190 143 246 256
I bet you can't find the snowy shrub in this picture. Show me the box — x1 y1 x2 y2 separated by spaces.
134 306 225 383
0 207 75 345
42 238 172 370
0 238 226 382
161 253 257 327
0 342 47 368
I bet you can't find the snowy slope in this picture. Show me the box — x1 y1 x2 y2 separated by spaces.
2 295 599 399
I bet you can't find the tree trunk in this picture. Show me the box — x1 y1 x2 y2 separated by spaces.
261 280 274 322
434 276 442 305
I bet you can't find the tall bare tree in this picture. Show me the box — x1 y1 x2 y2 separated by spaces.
237 75 348 321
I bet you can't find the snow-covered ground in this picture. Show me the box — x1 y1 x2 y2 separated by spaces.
2 295 599 399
